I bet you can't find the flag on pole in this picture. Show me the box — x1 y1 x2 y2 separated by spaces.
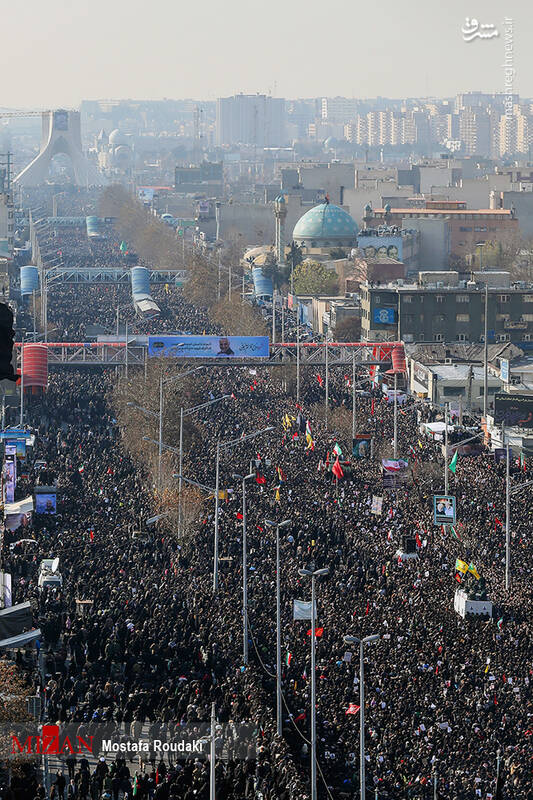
455 558 469 574
468 563 481 580
285 652 292 666
316 374 323 387
306 627 324 637
494 517 503 530
333 442 343 457
497 617 503 630
448 450 458 474
520 452 526 471
332 456 344 480
450 525 461 541
255 472 266 484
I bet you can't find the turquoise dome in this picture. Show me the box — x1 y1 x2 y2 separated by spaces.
292 203 358 247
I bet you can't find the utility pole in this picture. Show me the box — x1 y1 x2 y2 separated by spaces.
19 336 24 427
483 282 488 420
213 440 220 594
272 291 276 346
393 372 398 458
505 432 510 591
210 702 216 800
296 320 300 404
352 350 357 442
444 402 449 495
325 331 329 430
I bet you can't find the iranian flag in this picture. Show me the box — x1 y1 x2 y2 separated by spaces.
333 443 343 457
285 652 292 666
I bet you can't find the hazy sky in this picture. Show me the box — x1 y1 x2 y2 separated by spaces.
2 0 529 107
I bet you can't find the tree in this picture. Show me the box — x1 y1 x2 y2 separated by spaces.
329 247 348 260
262 251 291 291
293 260 339 295
210 293 268 336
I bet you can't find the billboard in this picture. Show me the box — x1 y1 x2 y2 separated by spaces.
3 457 16 504
148 335 270 359
35 493 57 514
352 435 372 459
373 307 396 325
433 495 456 525
6 439 26 458
494 393 533 429
500 359 509 384
382 458 409 488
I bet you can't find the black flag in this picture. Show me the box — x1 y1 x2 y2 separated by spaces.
0 303 16 381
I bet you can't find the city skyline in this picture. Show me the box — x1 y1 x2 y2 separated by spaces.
1 0 528 107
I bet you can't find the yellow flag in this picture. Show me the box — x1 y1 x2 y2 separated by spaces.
275 487 280 502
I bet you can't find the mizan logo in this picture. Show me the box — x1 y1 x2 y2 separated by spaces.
12 725 94 756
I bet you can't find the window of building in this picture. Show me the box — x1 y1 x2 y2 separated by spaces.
403 295 412 303
499 295 510 303
522 334 533 341
433 333 444 342
456 313 470 322
436 295 444 303
524 295 533 303
443 386 465 396
522 314 533 322
403 314 414 323
456 295 469 303
496 313 510 321
434 314 445 323
456 333 467 341
459 226 473 232
497 333 510 342
374 295 381 304
403 333 414 342
474 226 487 232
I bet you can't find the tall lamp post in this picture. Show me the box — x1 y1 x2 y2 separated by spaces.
213 427 274 594
298 567 330 800
265 518 291 734
233 472 256 666
126 361 204 486
177 394 232 534
344 634 380 800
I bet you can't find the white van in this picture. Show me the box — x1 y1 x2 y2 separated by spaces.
38 559 63 590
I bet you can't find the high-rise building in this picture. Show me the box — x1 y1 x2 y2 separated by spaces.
321 97 361 123
216 95 287 147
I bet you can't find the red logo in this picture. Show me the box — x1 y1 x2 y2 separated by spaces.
12 725 93 756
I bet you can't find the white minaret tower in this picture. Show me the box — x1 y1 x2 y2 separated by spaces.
274 194 287 264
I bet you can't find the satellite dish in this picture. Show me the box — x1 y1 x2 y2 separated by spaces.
51 557 59 573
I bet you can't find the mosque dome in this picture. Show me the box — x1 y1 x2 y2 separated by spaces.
109 129 129 147
292 202 358 248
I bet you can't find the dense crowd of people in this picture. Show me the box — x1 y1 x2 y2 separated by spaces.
3 193 532 800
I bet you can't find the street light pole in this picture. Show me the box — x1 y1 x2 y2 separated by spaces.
266 518 291 735
178 406 184 535
444 402 449 495
344 634 380 800
484 282 488 420
299 567 330 800
325 331 329 430
210 701 216 800
352 350 357 441
158 370 163 487
213 439 221 594
213 427 274 594
505 435 510 591
19 335 24 427
393 372 398 459
296 320 301 405
234 473 255 666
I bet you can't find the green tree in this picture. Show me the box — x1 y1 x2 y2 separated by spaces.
293 260 339 295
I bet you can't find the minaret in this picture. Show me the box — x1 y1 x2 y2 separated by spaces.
274 194 287 264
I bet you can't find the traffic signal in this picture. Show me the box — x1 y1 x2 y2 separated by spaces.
0 302 16 381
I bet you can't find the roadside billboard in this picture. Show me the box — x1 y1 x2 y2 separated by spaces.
148 335 270 359
433 494 456 525
494 393 533 429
